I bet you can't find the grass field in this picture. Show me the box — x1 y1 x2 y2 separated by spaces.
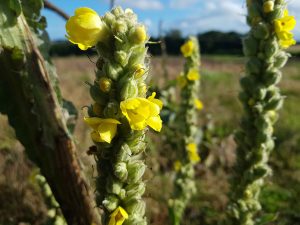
1 55 300 224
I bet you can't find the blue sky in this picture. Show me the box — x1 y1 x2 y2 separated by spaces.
43 0 300 41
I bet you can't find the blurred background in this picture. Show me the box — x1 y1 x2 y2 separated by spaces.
1 0 300 224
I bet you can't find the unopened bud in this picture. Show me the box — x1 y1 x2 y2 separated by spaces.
92 103 102 116
114 162 128 182
130 25 147 44
102 194 119 212
99 77 112 92
127 161 146 183
263 1 274 13
120 79 138 100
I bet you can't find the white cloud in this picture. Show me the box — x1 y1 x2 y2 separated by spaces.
115 0 164 10
169 0 198 9
168 0 248 35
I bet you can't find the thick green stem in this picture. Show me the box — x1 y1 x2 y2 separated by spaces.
169 36 201 225
227 1 293 224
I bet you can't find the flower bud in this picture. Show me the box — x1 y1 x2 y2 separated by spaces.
138 82 147 96
112 6 124 17
106 176 123 195
263 1 274 13
92 103 102 116
127 161 146 183
120 79 138 100
116 144 132 162
114 162 128 182
274 51 289 68
99 77 112 92
124 199 145 216
243 35 258 56
113 21 128 34
90 85 107 104
246 58 262 75
115 51 129 66
102 194 119 212
130 25 147 44
104 63 123 80
125 182 146 200
263 69 282 86
103 12 115 26
253 22 270 39
264 38 279 58
103 101 120 118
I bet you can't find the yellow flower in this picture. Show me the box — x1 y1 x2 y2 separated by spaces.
84 117 121 143
66 7 108 50
120 92 163 132
134 64 146 79
173 160 182 171
180 40 194 57
187 69 200 81
108 206 128 225
186 143 200 164
274 9 296 48
194 99 203 110
177 75 187 88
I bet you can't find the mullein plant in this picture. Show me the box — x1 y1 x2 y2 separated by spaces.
65 7 163 225
227 0 296 224
169 37 203 225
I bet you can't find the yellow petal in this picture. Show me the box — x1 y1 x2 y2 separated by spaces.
187 69 200 81
97 122 118 143
147 92 163 109
180 40 194 57
147 116 162 132
108 206 128 225
75 7 98 16
194 99 203 110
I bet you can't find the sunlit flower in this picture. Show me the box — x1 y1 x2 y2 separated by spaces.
120 93 163 132
84 117 121 143
274 9 296 48
180 40 194 57
194 99 203 110
108 206 128 225
263 1 274 13
186 143 200 164
187 69 200 81
66 7 108 50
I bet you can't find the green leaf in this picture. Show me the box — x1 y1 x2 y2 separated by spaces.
256 213 278 225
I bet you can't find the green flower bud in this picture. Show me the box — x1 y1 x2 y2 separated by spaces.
103 12 116 26
115 50 129 66
103 101 120 118
124 199 145 216
127 161 146 183
274 51 289 68
263 69 282 86
243 35 258 56
246 58 262 75
116 144 132 162
104 62 123 80
114 162 128 182
112 6 124 16
113 21 128 34
120 78 138 100
106 176 123 195
99 77 112 92
264 38 278 58
252 22 270 39
125 182 146 200
90 85 107 104
102 194 119 212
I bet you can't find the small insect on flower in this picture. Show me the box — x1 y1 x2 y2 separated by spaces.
274 9 296 48
84 117 121 143
186 143 201 164
65 7 109 50
180 40 195 57
120 92 163 132
187 69 200 81
108 206 128 225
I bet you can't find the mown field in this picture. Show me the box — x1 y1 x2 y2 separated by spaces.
1 55 300 225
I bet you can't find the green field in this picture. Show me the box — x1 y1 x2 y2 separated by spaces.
1 55 300 224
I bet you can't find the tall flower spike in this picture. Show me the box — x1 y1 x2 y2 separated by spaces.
169 36 202 225
226 1 295 225
66 6 162 225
